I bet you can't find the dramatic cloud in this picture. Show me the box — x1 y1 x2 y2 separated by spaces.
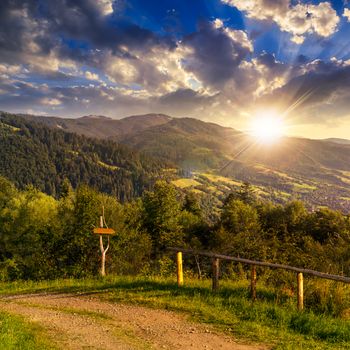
223 0 339 44
0 0 169 72
258 58 350 123
0 0 350 138
182 20 253 87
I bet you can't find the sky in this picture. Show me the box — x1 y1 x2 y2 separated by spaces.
1 0 350 138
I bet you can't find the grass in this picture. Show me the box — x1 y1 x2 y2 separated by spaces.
289 182 317 192
201 173 242 186
171 178 201 188
0 311 55 350
97 160 120 171
340 170 350 178
279 191 292 198
191 188 204 194
0 121 20 132
1 276 350 349
253 165 295 180
338 176 350 185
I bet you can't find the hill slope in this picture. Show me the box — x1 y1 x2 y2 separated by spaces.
19 111 350 174
10 111 350 211
0 112 166 200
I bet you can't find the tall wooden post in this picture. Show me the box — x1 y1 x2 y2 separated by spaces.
99 215 110 277
251 265 257 301
297 272 304 311
212 258 220 292
177 252 184 287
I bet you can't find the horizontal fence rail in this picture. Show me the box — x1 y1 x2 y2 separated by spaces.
167 247 350 283
168 247 350 311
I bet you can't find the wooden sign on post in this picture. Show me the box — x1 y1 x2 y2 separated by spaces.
93 212 115 276
93 228 115 235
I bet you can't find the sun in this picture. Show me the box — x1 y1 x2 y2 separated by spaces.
249 111 285 144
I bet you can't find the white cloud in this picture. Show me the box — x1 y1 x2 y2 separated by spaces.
344 8 350 21
103 45 198 94
41 98 62 106
105 56 139 84
223 0 339 44
96 0 114 16
223 27 253 52
213 18 224 29
0 64 23 76
85 71 100 81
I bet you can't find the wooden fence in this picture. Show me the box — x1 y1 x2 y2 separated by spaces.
168 247 350 311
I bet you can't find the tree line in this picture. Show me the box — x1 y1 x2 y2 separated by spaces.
1 177 350 283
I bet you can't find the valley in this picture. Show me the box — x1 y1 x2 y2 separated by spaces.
3 111 350 212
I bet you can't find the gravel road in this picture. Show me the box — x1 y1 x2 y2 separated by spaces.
0 293 269 350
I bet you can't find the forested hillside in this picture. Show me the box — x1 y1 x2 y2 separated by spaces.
6 111 350 211
0 112 167 201
15 111 350 212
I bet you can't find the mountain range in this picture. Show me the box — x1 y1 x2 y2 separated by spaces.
3 110 350 212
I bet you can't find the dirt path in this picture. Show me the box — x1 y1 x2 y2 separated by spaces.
0 293 268 350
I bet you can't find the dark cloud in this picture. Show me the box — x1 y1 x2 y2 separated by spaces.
0 81 149 117
43 1 161 51
0 0 173 68
182 21 252 87
259 59 350 121
159 88 214 108
288 62 349 104
0 1 49 63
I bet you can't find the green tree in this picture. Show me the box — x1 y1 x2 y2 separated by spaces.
216 198 263 259
221 198 260 235
62 185 101 277
307 208 349 244
0 186 59 280
142 181 184 255
183 192 202 216
225 182 256 206
0 176 16 210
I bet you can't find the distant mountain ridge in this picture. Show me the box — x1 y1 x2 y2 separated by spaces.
5 111 350 211
19 112 172 139
79 115 112 120
18 112 244 169
20 110 350 171
323 138 350 145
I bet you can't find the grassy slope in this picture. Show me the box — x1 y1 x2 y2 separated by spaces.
0 311 54 350
1 276 350 350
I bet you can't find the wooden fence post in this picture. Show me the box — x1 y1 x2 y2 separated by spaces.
177 252 184 287
212 258 220 292
297 272 304 311
251 265 257 301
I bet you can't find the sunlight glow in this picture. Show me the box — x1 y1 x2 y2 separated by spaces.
249 110 285 144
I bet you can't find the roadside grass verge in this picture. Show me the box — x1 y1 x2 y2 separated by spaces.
1 276 350 349
0 311 55 350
